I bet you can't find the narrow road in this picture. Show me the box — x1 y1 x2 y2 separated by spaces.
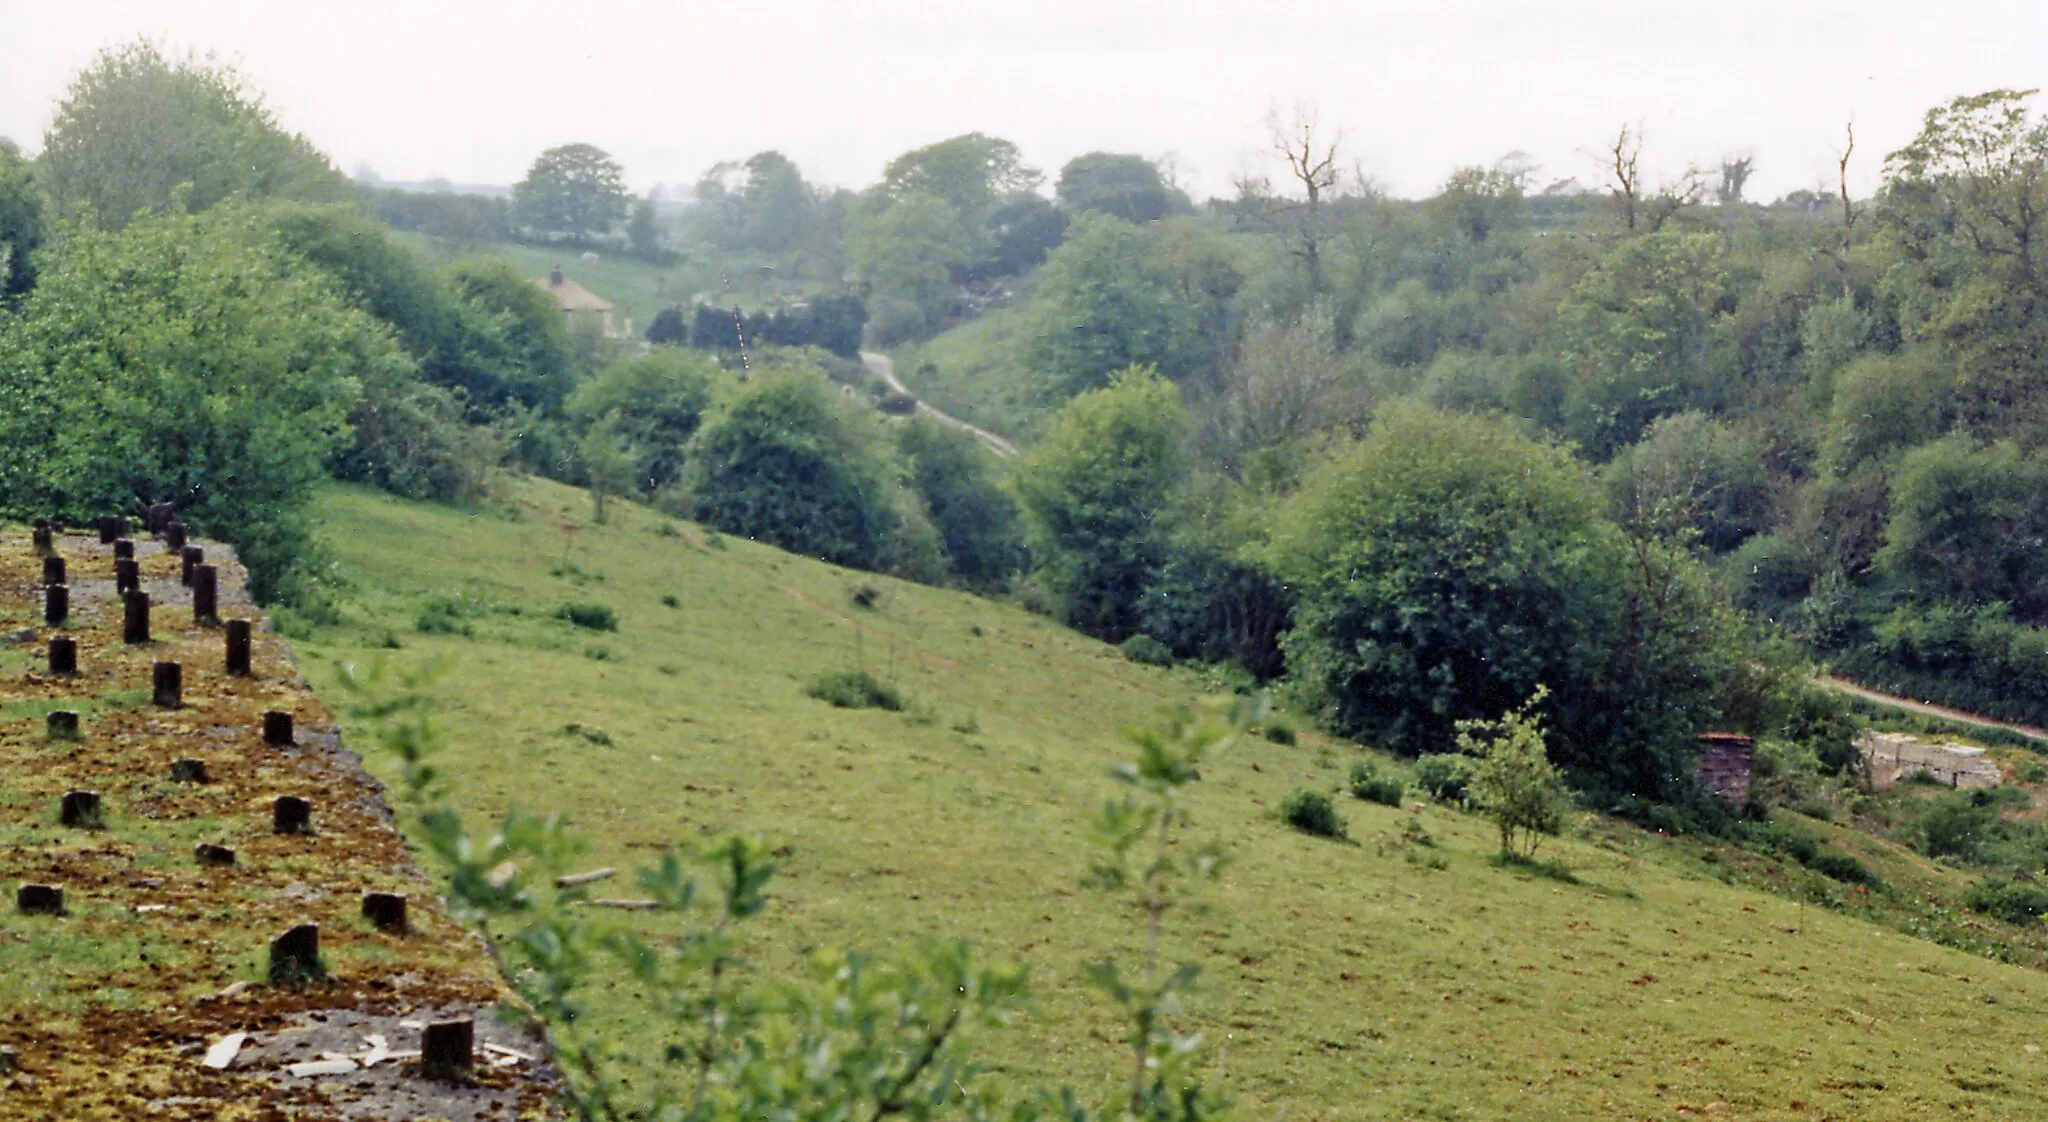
861 351 1019 458
1819 674 2048 743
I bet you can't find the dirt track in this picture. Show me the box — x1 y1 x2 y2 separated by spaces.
1820 674 2048 744
0 524 560 1119
861 350 1019 457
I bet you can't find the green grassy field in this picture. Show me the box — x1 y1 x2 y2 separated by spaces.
389 231 819 336
295 476 2048 1119
890 300 1053 442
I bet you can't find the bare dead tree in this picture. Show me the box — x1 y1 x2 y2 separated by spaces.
1644 167 1708 232
1267 102 1344 292
1836 121 1858 296
1603 124 1644 231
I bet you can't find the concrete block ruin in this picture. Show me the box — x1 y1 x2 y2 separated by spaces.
0 520 562 1118
1693 733 1754 805
1860 730 2005 789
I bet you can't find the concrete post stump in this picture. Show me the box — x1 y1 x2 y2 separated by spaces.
225 620 252 676
420 1020 473 1081
123 591 149 644
48 636 76 676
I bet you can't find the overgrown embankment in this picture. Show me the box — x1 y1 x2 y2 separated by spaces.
291 475 2048 1120
0 523 559 1120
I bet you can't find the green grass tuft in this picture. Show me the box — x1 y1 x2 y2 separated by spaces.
805 669 904 711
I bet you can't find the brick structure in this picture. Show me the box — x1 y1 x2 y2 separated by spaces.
1694 732 1754 806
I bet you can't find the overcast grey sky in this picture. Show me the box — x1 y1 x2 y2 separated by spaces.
4 0 2045 201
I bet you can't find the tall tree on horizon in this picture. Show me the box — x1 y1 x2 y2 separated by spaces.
513 143 629 245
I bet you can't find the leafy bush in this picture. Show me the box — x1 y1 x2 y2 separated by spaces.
805 670 904 711
1809 850 1879 887
1458 689 1570 860
1281 790 1347 840
1278 404 1751 799
1415 754 1475 806
565 348 719 495
1839 601 2048 729
1348 762 1405 807
0 204 396 604
1758 822 1820 866
556 601 617 631
1136 536 1291 679
1261 718 1296 745
1120 634 1173 666
896 418 1026 590
1014 367 1185 640
683 369 906 572
1725 532 1812 610
1918 790 1998 861
1965 878 2048 926
415 595 476 636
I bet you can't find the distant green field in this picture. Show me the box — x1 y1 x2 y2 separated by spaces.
388 231 819 337
297 476 2048 1119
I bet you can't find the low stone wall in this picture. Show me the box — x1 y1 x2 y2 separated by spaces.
1860 731 2004 790
0 519 560 1119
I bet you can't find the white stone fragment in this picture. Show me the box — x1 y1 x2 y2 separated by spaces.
202 1032 248 1070
286 1058 358 1077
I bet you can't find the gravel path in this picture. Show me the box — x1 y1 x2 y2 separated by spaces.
1820 674 2048 743
861 350 1019 458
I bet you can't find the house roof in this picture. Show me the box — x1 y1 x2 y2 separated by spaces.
537 273 613 313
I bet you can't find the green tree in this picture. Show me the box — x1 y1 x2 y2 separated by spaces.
1014 366 1187 639
846 190 971 343
565 348 721 495
682 368 903 570
37 40 346 230
696 150 815 253
1557 229 1731 458
1027 213 1204 396
579 413 637 523
1199 307 1365 477
1457 689 1569 860
0 140 42 299
878 133 1040 235
1603 411 1770 553
514 143 629 245
896 418 1025 589
1880 90 2048 438
982 193 1068 278
1821 346 1955 472
0 205 402 600
266 203 465 374
443 256 581 411
1426 166 1527 246
1884 89 2048 297
1080 704 1236 1120
1877 434 2048 618
261 204 507 502
1055 152 1190 223
624 195 664 261
1267 405 1628 757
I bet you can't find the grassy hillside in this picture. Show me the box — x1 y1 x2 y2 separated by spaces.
297 475 2048 1119
389 231 820 335
890 300 1051 442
